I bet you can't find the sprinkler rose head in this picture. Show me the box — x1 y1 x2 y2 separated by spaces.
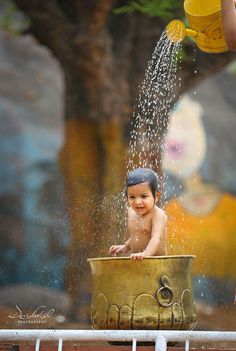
166 20 186 43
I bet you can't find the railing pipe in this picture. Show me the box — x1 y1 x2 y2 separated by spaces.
0 330 235 343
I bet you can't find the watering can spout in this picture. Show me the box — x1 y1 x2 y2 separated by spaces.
166 19 205 43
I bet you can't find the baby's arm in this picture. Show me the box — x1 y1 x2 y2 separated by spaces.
221 0 236 51
109 238 131 256
130 210 167 261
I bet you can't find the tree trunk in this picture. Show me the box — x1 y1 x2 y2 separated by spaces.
59 115 126 317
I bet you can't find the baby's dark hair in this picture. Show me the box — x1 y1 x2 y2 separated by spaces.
125 168 159 198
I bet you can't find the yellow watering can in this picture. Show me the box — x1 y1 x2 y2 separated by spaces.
166 0 229 53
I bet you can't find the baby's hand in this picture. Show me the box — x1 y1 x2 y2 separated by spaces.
109 244 128 256
130 250 151 260
130 252 145 260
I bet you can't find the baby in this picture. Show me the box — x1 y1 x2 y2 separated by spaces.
109 168 167 260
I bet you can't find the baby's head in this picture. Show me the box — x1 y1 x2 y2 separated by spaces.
125 168 159 199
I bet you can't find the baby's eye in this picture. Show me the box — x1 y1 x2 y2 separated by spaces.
141 195 148 198
128 195 135 200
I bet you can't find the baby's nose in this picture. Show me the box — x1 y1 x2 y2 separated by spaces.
135 198 142 204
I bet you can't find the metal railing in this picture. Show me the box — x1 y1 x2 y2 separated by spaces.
0 330 235 351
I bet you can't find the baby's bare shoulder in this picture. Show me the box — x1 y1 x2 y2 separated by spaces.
128 207 136 219
153 206 167 221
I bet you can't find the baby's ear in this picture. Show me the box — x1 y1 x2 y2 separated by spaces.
155 191 161 202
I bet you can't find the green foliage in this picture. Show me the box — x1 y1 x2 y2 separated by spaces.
0 0 30 34
114 0 183 21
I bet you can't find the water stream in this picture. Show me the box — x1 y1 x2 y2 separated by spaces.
127 30 181 175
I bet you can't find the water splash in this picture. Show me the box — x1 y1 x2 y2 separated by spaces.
104 30 182 247
77 30 182 257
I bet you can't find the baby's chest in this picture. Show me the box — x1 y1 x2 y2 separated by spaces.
129 217 152 234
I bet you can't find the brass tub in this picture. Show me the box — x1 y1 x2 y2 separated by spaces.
88 256 197 330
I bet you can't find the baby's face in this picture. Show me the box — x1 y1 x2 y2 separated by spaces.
127 182 157 216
